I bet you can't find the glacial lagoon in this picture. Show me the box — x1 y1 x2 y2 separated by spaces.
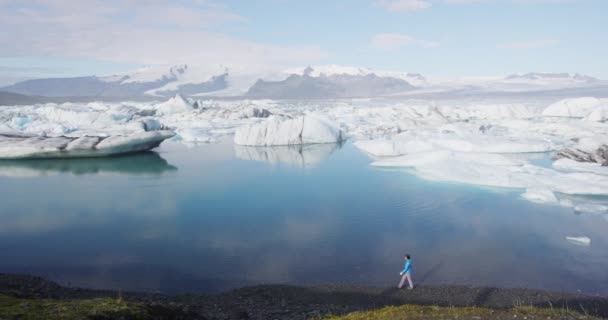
0 140 607 295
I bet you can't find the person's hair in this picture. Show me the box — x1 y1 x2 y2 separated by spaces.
405 254 411 259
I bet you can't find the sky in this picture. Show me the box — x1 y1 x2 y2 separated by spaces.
0 0 606 85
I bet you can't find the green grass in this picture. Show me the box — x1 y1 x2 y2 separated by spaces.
0 293 157 319
323 304 599 320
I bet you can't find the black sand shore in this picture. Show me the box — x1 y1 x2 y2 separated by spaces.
1 273 607 319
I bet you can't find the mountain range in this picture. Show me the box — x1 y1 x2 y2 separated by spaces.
1 64 605 103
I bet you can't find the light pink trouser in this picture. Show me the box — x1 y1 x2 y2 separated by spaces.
398 273 413 289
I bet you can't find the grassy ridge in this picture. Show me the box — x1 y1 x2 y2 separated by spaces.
0 294 159 320
323 304 599 320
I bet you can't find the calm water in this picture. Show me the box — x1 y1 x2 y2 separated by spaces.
0 140 607 295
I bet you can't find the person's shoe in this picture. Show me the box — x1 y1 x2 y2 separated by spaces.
407 287 414 290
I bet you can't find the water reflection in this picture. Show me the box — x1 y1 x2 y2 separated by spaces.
0 141 607 296
0 152 177 177
234 143 342 168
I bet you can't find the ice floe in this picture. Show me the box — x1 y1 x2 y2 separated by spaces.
565 236 591 246
521 188 559 204
0 131 175 159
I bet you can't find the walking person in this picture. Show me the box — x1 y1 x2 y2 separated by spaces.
398 254 414 289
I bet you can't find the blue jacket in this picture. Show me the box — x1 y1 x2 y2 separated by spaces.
401 260 412 274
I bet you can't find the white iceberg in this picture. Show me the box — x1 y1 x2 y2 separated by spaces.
565 236 591 246
354 137 434 157
153 94 195 115
521 188 558 204
573 203 608 214
234 114 343 146
372 150 608 196
553 158 608 175
583 106 608 122
542 97 608 118
176 128 215 143
0 131 175 159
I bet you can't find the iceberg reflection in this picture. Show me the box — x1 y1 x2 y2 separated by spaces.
234 143 342 168
0 152 177 177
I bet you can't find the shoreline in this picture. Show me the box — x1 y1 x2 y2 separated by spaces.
1 273 607 319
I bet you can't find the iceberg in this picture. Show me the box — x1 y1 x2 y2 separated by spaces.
153 94 195 115
565 236 591 246
176 128 215 143
554 139 608 166
354 139 434 157
372 150 608 196
234 114 343 146
542 97 608 118
553 158 608 175
583 106 608 122
0 130 175 159
521 188 558 204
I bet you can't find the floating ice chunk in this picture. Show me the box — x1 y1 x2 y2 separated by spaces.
176 128 215 143
371 150 451 167
521 188 558 204
140 118 166 131
574 203 608 214
583 106 608 122
10 116 32 128
565 236 591 246
226 106 271 120
0 136 73 159
441 104 535 120
555 137 608 165
354 138 434 157
371 149 608 195
154 94 194 115
429 137 554 153
65 136 101 151
0 131 175 159
301 115 344 144
542 97 608 118
553 158 608 175
95 131 175 154
234 114 343 146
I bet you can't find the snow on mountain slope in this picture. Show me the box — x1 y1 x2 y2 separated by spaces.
282 65 427 87
504 72 598 84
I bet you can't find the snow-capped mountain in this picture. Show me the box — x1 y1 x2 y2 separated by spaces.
504 72 598 84
281 65 427 86
245 65 420 99
0 64 423 100
1 63 605 102
0 64 231 99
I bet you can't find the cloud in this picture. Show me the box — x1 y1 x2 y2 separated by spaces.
371 33 439 51
373 0 432 12
500 39 559 49
0 0 328 73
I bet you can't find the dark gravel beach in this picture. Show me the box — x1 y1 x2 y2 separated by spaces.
1 273 607 319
